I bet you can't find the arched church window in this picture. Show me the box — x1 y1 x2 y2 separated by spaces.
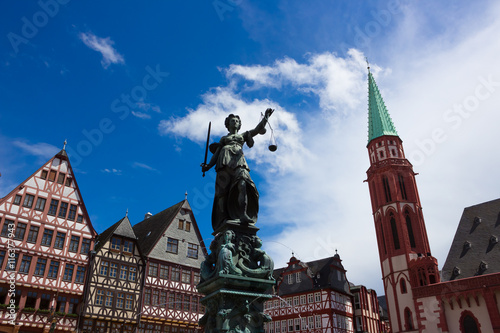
390 213 400 250
379 220 387 254
400 279 407 294
404 210 416 248
405 308 414 330
460 311 480 333
383 176 392 202
398 174 408 200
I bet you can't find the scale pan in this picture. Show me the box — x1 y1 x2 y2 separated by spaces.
268 144 277 152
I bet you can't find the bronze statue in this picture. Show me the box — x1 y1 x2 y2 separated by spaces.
201 108 274 231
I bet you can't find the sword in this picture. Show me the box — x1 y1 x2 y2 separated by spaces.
202 121 211 177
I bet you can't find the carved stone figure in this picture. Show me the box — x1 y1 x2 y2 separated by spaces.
201 109 274 231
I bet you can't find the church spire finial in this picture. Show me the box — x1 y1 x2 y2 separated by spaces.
125 208 128 217
185 191 188 200
365 57 370 73
63 139 67 151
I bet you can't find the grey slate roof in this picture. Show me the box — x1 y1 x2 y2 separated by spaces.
132 200 184 256
441 198 500 281
94 216 136 252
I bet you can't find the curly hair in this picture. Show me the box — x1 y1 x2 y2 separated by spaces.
224 114 241 131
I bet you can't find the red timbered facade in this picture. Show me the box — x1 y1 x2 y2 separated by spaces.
264 254 354 333
133 200 207 332
80 215 145 332
350 285 387 333
0 148 96 333
366 70 500 332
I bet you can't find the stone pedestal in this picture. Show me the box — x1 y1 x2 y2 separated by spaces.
197 221 275 333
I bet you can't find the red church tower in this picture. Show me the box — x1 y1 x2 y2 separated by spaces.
365 69 440 332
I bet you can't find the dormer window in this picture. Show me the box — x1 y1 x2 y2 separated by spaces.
111 237 121 250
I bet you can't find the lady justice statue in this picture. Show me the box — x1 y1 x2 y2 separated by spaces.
201 108 274 232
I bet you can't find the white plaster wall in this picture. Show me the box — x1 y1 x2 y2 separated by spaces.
443 295 494 333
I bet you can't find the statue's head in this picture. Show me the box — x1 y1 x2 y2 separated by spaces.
225 114 241 131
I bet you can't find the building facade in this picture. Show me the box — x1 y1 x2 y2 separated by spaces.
365 69 500 332
79 215 146 332
0 148 97 333
133 200 207 333
264 254 355 333
350 285 385 333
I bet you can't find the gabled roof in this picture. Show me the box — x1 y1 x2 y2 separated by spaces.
441 198 500 281
95 216 136 252
367 71 398 143
132 200 184 256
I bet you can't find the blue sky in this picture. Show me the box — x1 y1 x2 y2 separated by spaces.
2 0 500 295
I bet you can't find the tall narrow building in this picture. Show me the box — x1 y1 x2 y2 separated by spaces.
0 146 97 333
365 70 440 332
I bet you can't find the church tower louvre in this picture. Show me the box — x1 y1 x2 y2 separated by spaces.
365 70 440 332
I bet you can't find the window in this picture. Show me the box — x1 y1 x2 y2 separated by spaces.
35 258 47 276
123 240 133 252
68 298 78 314
171 267 180 281
187 243 198 258
48 170 57 181
182 271 191 284
129 266 136 281
293 296 299 306
120 265 128 280
383 176 392 202
183 295 190 311
1 220 13 237
315 292 321 302
0 251 6 269
48 199 59 216
27 226 39 243
69 236 80 252
160 265 169 279
23 194 35 208
308 317 314 331
110 263 118 278
288 319 293 332
167 238 178 253
95 290 104 305
13 195 22 205
287 274 293 284
65 177 72 186
116 293 124 308
76 266 86 283
57 296 66 312
81 238 91 254
105 291 114 307
57 173 65 184
300 295 306 305
58 202 68 218
77 215 83 223
404 307 414 330
152 290 159 306
354 293 360 309
405 210 416 248
100 261 109 276
301 318 307 330
168 293 175 309
178 220 184 229
398 174 408 200
400 279 407 294
308 294 314 303
25 291 37 308
125 294 133 310
185 221 191 231
6 253 18 271
315 315 321 328
111 237 121 250
68 204 77 221
461 313 480 333
54 232 66 249
390 213 400 250
296 272 301 283
149 262 158 276
41 170 48 179
35 197 46 211
193 272 200 285
19 255 32 274
144 289 152 305
14 222 27 240
160 291 167 308
40 293 51 309
175 294 182 310
63 264 74 281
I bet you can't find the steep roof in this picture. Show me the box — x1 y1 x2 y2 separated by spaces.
441 198 500 281
132 200 184 255
95 216 136 252
367 71 398 143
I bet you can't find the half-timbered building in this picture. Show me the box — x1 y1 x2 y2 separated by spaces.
264 254 354 333
0 147 97 333
79 215 145 332
132 199 207 333
350 285 386 333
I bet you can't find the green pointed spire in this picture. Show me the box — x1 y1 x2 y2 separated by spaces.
367 71 398 143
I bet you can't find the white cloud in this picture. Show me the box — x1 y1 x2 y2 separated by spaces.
102 168 122 175
131 111 151 119
132 162 158 172
79 32 125 68
12 141 59 159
